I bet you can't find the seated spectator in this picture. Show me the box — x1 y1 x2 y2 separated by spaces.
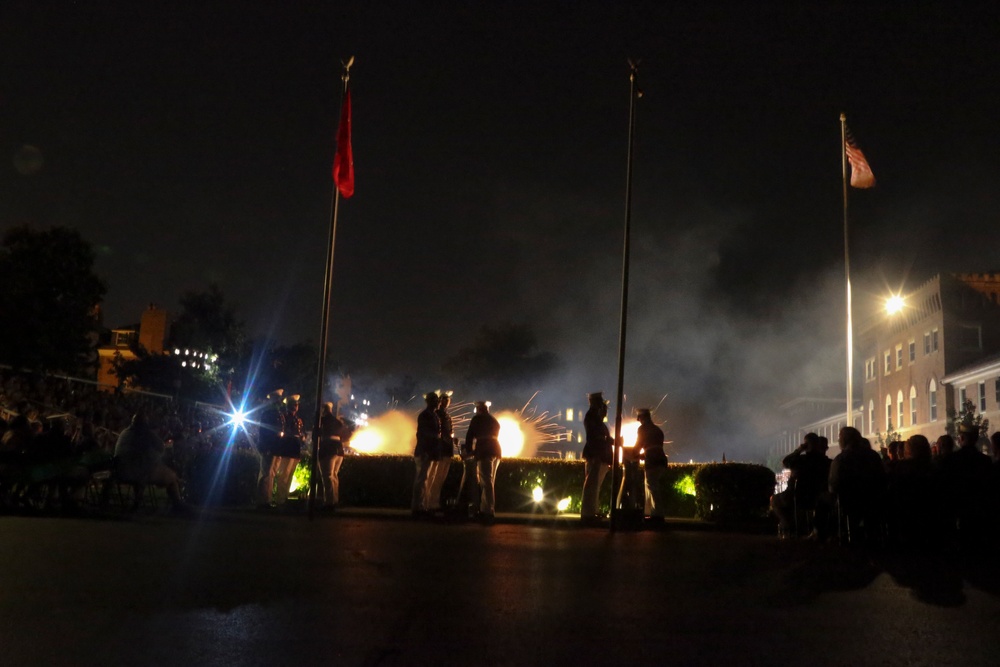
112 410 192 515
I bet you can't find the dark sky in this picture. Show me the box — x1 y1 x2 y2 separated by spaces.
3 2 999 460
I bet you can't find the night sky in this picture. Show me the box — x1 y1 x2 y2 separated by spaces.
3 2 999 460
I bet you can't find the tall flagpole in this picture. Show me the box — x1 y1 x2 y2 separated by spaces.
840 113 853 430
309 58 353 519
610 59 641 531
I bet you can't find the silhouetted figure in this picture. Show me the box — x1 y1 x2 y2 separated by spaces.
939 424 993 547
638 409 668 525
427 391 455 514
464 401 501 524
113 410 189 514
772 433 831 539
886 434 938 547
830 427 886 545
257 389 284 508
616 409 647 528
316 402 348 511
273 395 304 507
412 392 440 517
581 392 613 524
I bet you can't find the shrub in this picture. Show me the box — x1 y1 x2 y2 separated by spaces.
693 462 775 523
183 446 261 507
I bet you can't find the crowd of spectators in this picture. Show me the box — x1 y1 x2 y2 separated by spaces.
773 425 1000 552
0 369 247 514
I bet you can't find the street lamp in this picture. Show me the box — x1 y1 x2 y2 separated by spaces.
885 294 905 315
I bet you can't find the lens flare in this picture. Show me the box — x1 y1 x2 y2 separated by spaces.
557 497 571 512
230 409 247 429
532 486 544 503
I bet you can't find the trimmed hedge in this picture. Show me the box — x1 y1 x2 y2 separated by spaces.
693 462 776 523
177 450 773 523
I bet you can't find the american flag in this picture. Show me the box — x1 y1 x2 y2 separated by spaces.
845 126 875 189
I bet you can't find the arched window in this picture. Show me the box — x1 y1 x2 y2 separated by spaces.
929 379 938 421
910 386 918 426
897 390 905 429
885 394 893 430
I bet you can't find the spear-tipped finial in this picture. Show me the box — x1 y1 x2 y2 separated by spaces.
342 56 355 84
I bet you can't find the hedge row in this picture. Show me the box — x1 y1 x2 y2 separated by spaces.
182 450 775 522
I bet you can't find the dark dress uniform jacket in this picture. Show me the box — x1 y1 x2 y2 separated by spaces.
582 408 613 464
415 407 441 458
465 413 502 460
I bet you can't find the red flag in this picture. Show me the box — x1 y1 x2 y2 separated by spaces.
845 129 875 189
333 89 354 198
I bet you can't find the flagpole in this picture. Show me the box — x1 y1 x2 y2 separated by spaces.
610 59 640 532
309 59 352 520
840 113 853 432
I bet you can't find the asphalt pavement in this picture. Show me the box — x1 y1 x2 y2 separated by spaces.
1 507 999 666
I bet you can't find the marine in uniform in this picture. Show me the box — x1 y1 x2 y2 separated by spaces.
412 392 441 516
464 400 502 524
257 389 285 508
273 394 304 507
316 401 348 511
581 391 613 523
427 391 455 514
636 408 668 525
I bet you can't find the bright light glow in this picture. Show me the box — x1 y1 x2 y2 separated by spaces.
621 420 640 448
557 497 571 512
181 361 187 367
566 408 574 421
174 348 180 355
886 294 905 315
674 474 696 497
532 486 544 503
497 415 525 457
230 409 247 429
350 411 418 455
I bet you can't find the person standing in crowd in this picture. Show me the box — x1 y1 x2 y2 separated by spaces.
581 391 613 525
829 426 886 544
771 432 832 540
112 410 191 515
465 401 502 524
412 391 440 517
427 391 455 515
316 401 348 512
274 395 304 508
940 423 993 545
637 408 668 526
257 389 284 509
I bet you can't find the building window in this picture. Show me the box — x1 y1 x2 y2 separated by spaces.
565 408 574 422
868 400 874 434
886 394 893 430
931 328 939 352
895 344 903 370
923 332 931 354
908 340 916 362
996 377 1000 407
910 386 917 426
884 351 891 375
979 381 987 412
960 386 967 406
929 380 938 421
897 390 904 429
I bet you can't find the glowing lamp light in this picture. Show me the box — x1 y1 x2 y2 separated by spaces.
532 486 544 503
557 497 571 512
230 409 247 429
886 294 905 315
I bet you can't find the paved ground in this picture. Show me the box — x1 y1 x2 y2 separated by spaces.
2 507 999 666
